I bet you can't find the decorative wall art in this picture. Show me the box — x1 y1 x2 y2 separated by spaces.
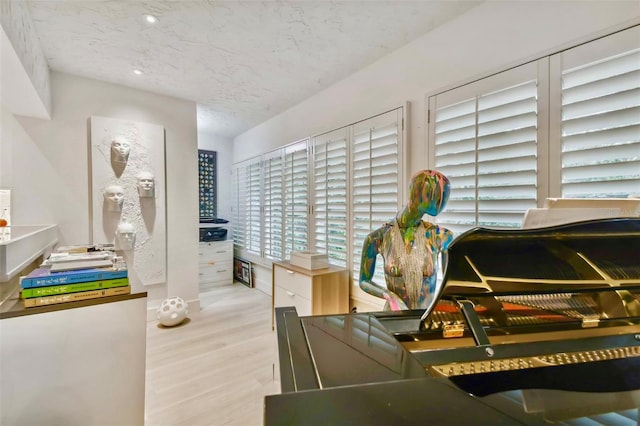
198 150 217 219
233 257 253 288
90 116 167 286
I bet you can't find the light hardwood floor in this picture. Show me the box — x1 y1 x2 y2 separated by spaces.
145 283 280 426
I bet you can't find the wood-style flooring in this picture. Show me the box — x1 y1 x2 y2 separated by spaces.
145 283 280 426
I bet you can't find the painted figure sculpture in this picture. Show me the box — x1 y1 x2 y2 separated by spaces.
359 170 454 313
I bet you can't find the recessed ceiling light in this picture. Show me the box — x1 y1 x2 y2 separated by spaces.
133 69 143 75
144 14 158 24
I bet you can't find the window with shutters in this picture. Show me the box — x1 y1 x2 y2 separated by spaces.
428 25 639 234
311 108 404 284
246 160 262 255
233 106 404 298
551 26 640 198
263 152 283 260
350 109 404 288
232 140 309 263
429 62 542 234
231 161 248 250
312 128 348 267
283 141 309 258
232 157 262 255
309 107 404 296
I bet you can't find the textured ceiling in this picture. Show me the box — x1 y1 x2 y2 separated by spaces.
26 1 480 138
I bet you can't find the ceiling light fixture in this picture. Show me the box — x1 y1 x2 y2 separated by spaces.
133 69 143 75
144 14 158 24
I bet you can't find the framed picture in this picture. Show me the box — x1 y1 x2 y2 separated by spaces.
198 150 217 219
233 257 253 288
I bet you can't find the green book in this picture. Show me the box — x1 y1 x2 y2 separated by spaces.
21 277 130 299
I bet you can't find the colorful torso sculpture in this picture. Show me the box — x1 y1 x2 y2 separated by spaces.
359 170 454 311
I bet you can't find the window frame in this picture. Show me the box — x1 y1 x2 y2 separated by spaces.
427 24 640 234
427 60 548 233
549 26 640 198
232 105 407 313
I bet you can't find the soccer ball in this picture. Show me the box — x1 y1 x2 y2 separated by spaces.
156 296 189 327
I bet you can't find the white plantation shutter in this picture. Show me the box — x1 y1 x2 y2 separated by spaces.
283 141 309 259
312 128 348 267
477 80 539 226
351 109 403 285
431 98 476 232
554 26 640 198
232 158 261 254
232 107 405 279
429 62 541 234
246 160 262 255
232 163 247 250
232 142 310 262
429 26 639 234
263 153 283 260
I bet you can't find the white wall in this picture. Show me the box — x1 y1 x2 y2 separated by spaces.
232 0 640 305
0 107 58 225
3 71 199 313
0 0 51 118
197 130 233 223
234 1 640 173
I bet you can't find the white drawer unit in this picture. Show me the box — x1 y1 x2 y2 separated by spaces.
274 285 312 317
272 260 349 329
198 240 233 288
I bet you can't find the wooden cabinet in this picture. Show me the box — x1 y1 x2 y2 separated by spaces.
272 260 349 327
199 240 233 289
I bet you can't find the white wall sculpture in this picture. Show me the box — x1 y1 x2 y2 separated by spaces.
136 171 155 198
90 116 166 286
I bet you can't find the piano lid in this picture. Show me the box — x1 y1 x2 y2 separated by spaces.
270 218 640 426
441 217 640 294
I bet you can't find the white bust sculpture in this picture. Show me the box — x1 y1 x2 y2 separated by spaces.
115 221 136 251
137 171 155 198
111 136 131 163
104 184 124 212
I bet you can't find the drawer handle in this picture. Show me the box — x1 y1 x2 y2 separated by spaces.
208 261 216 266
286 270 295 275
199 273 204 276
217 269 228 273
286 291 295 297
216 250 227 253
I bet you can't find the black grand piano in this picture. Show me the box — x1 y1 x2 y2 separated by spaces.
266 218 640 425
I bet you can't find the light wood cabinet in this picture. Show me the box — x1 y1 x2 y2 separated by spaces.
272 260 349 328
199 240 233 289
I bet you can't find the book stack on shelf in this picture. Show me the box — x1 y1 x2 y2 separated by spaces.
20 246 130 308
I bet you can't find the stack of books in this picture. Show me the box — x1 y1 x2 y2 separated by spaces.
20 249 130 308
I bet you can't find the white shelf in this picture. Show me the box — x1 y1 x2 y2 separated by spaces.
0 225 58 282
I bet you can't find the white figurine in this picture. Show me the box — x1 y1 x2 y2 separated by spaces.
156 296 189 327
137 171 155 198
111 136 131 163
115 221 136 250
104 184 124 212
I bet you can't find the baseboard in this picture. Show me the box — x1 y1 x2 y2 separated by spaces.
253 278 271 296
